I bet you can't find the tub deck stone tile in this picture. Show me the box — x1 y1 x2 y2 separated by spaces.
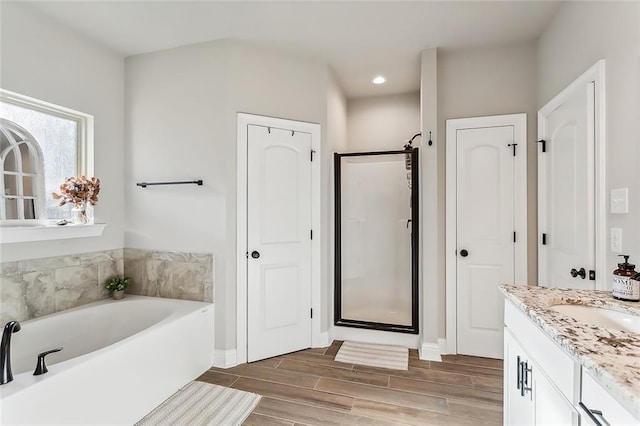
0 274 29 323
18 255 80 274
0 261 19 277
23 270 56 319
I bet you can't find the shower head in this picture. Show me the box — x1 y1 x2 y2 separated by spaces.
404 133 422 150
403 133 420 171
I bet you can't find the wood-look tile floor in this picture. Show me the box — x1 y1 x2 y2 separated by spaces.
196 341 503 426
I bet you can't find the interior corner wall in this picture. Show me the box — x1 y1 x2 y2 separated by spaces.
346 92 421 152
420 48 439 347
537 1 640 284
226 41 329 351
124 40 231 351
0 2 125 262
437 42 539 294
326 70 348 333
125 40 329 353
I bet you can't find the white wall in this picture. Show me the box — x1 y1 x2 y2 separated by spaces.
438 42 539 287
420 48 439 354
125 40 230 349
125 40 330 352
420 43 538 346
227 41 329 348
326 70 348 331
346 92 420 152
0 2 125 262
538 1 640 280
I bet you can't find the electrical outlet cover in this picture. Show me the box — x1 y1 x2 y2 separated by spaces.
610 228 622 253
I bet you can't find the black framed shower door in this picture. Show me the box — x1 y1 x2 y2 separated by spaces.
334 149 419 334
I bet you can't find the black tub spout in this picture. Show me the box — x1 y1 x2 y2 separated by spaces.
1 321 21 385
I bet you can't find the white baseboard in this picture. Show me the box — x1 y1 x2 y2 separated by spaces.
213 349 237 368
419 340 443 362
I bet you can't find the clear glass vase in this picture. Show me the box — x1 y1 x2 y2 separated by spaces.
72 203 93 225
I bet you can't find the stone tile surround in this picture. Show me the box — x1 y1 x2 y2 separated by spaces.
123 248 214 303
0 248 214 325
0 249 123 325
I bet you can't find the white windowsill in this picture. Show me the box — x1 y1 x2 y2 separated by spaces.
0 223 107 244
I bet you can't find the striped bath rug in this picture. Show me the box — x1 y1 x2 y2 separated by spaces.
136 381 261 425
335 340 409 370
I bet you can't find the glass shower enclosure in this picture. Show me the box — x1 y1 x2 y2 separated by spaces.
334 149 419 334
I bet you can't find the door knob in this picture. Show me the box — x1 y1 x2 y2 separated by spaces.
570 268 586 279
459 249 469 258
251 251 260 259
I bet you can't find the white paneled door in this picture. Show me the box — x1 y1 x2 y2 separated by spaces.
446 114 527 359
539 80 596 290
247 124 312 362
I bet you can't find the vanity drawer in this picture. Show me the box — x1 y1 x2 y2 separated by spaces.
504 301 577 401
581 369 638 425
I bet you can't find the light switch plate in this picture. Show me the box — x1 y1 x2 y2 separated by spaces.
611 188 629 213
610 228 622 253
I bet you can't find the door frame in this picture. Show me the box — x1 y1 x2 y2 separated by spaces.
333 149 420 334
537 60 606 291
445 113 528 355
236 113 322 365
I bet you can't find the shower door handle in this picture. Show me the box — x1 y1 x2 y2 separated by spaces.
459 249 469 258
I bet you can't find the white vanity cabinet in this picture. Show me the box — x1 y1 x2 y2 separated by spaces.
504 298 638 426
504 300 580 426
504 330 534 425
532 365 577 426
504 328 577 425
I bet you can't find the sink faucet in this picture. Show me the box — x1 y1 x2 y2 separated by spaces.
1 321 21 385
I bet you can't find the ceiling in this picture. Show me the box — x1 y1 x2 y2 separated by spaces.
17 1 561 98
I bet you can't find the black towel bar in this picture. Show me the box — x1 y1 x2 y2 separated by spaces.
136 180 203 188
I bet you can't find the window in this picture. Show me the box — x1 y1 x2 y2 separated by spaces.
0 89 93 222
0 119 44 220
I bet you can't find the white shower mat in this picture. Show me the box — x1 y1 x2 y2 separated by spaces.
136 381 261 426
335 340 409 370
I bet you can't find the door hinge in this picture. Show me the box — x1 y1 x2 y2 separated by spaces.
311 149 316 161
513 231 516 243
310 308 313 318
508 143 517 157
537 139 546 153
310 229 313 240
542 233 547 245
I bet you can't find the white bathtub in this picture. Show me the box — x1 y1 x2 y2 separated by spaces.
0 295 214 425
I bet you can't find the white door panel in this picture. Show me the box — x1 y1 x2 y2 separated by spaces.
247 125 312 362
456 125 515 359
539 82 595 289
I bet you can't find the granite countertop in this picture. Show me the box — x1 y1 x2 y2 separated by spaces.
500 285 640 420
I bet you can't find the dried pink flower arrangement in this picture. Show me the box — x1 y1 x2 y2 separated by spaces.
52 176 101 208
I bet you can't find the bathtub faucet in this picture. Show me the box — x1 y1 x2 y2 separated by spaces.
1 320 21 385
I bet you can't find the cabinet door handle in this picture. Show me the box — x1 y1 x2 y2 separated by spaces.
524 361 533 392
579 402 608 426
515 356 533 397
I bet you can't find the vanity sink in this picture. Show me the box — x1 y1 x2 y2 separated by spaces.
550 304 640 333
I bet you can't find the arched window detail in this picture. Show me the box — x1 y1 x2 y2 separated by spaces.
0 118 45 220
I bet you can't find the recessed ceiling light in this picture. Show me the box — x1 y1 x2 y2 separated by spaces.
372 76 386 85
